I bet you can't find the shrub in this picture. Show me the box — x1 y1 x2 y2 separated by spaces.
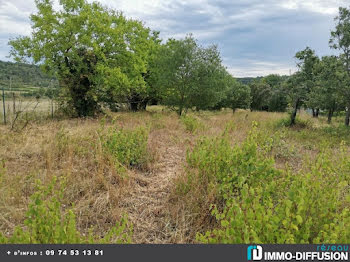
196 141 350 244
275 116 312 129
180 122 280 200
181 115 204 133
175 122 281 236
0 177 132 244
262 130 297 160
103 126 150 169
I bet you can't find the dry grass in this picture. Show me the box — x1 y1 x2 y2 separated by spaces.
0 107 349 243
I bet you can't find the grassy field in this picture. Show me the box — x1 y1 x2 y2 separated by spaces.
0 107 349 243
0 98 56 126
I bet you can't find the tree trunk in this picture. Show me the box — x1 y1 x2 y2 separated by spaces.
12 92 16 114
327 108 334 124
178 93 185 116
2 87 6 125
312 108 315 117
290 98 300 126
178 107 183 116
315 108 319 118
70 82 98 117
139 99 148 111
51 99 54 119
130 102 139 112
345 104 350 126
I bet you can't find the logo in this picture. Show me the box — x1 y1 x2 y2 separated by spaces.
247 245 263 261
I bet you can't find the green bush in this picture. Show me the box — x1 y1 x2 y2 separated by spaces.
0 177 132 244
103 126 149 169
262 130 297 160
181 115 204 133
275 116 312 129
196 135 350 243
180 122 280 201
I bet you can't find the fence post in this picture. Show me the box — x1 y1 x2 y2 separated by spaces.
2 86 6 125
51 99 54 119
13 92 16 114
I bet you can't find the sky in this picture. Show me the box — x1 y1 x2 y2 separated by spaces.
0 0 348 77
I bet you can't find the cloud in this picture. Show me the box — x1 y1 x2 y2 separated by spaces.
279 0 347 15
0 0 347 77
0 1 32 35
226 59 295 78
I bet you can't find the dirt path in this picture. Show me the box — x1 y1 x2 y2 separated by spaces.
120 144 184 243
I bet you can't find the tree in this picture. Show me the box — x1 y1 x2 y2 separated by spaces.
249 80 271 111
222 76 251 113
249 75 288 113
191 45 228 111
156 35 226 115
285 47 319 126
313 56 346 123
286 72 306 126
9 0 154 117
138 31 162 111
295 47 319 117
262 74 288 112
330 6 350 125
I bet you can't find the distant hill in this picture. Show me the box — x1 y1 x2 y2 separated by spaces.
0 60 281 89
0 60 56 89
236 77 264 85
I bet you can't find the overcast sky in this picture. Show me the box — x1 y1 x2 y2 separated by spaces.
0 0 347 77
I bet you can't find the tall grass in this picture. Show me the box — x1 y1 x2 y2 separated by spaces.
1 108 349 243
0 177 132 244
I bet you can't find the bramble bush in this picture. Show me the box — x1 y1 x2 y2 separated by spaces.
103 126 150 170
0 177 132 244
180 123 350 243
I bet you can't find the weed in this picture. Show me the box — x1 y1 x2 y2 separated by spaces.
103 126 150 170
181 115 204 133
275 116 312 129
0 177 132 244
174 123 280 239
196 141 350 244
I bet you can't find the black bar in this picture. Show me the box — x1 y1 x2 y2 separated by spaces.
0 244 349 262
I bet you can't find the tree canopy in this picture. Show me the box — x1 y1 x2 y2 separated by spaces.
10 0 156 116
154 35 228 115
330 6 350 125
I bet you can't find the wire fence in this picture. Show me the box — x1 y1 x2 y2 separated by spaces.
1 88 58 126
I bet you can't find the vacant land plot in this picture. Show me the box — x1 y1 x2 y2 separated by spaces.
0 108 349 243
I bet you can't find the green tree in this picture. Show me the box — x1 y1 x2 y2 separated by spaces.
249 75 288 113
216 73 251 112
262 74 288 112
137 31 163 110
192 45 227 111
313 56 346 123
286 72 306 126
287 47 319 125
330 6 350 125
156 35 226 115
296 47 320 116
249 80 271 111
9 0 154 117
